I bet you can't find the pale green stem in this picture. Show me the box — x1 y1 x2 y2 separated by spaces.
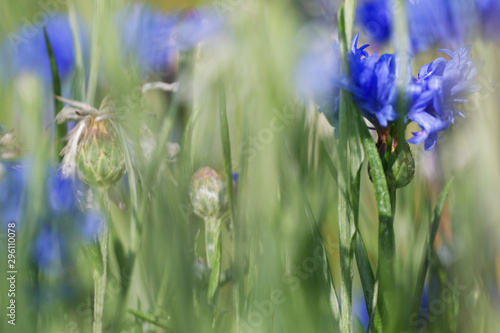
205 217 222 303
93 223 108 333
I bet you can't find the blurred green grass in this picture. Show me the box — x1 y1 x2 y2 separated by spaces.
0 0 499 332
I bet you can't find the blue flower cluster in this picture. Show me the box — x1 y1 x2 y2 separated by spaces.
301 33 480 150
0 162 101 275
356 0 496 53
407 47 481 150
345 35 480 150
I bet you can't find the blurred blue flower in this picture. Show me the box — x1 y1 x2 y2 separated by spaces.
345 34 398 128
355 0 474 53
296 37 341 126
1 14 87 82
356 0 392 44
47 170 80 214
408 46 481 150
117 4 223 78
353 294 369 331
475 0 500 40
80 210 102 240
408 0 473 53
0 162 25 226
118 4 178 78
33 226 66 275
174 8 223 51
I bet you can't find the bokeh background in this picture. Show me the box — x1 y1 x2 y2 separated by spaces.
0 0 499 332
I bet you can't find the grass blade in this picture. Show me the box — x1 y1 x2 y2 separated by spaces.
43 27 64 161
409 178 454 320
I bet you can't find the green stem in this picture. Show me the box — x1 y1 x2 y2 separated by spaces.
217 76 244 328
205 217 222 302
376 188 396 330
93 223 109 333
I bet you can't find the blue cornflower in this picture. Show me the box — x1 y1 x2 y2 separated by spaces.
80 210 102 240
475 0 500 40
408 46 481 150
355 0 473 53
33 226 66 275
408 0 473 53
0 162 25 226
174 7 223 51
1 14 87 82
296 37 341 126
356 0 392 44
345 34 398 128
117 4 223 78
118 3 178 78
47 170 80 214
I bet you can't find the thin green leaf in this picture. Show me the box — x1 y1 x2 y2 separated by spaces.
127 309 175 331
409 178 454 319
68 4 86 101
354 231 375 317
43 27 65 161
304 197 341 326
320 142 338 184
337 5 354 332
343 0 358 43
86 0 104 106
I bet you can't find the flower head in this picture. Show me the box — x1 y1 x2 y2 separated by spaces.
55 95 125 187
345 34 398 128
408 46 481 150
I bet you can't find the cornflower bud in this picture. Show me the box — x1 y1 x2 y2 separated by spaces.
76 118 125 189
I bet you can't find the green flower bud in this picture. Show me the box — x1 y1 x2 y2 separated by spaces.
386 143 415 189
189 167 227 219
76 119 125 189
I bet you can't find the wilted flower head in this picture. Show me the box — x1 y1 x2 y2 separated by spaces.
56 96 125 188
190 167 227 219
408 46 481 150
345 34 398 128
